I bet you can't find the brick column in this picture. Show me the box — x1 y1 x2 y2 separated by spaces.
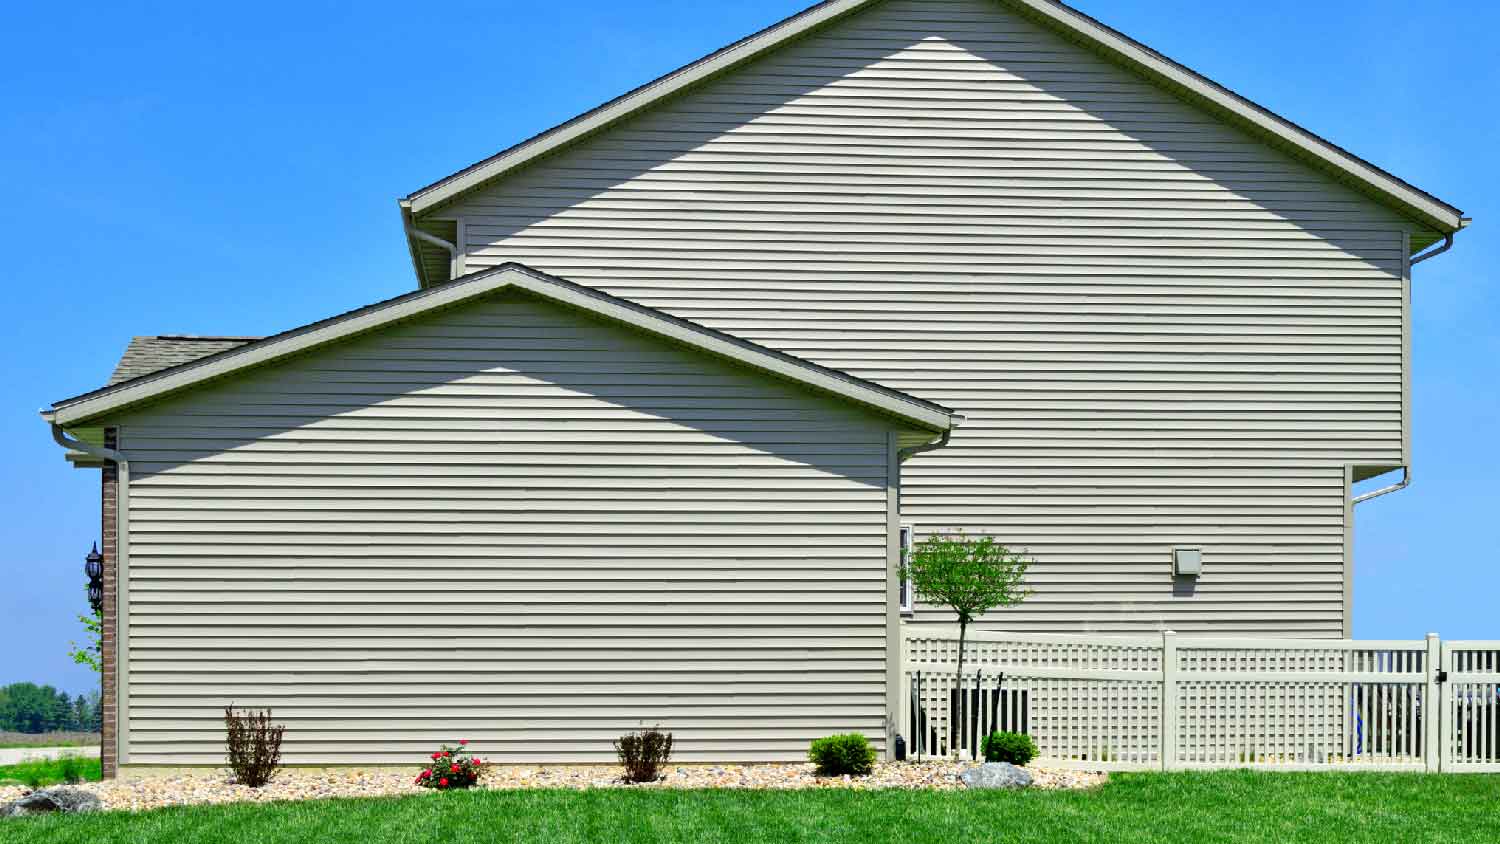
100 427 118 779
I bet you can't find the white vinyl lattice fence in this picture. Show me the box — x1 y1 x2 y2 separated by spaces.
901 629 1500 772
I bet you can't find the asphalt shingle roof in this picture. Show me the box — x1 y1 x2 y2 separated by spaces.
109 336 261 385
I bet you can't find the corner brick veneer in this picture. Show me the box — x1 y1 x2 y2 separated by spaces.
101 427 118 779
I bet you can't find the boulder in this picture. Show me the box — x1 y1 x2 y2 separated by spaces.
959 762 1032 790
1 787 103 818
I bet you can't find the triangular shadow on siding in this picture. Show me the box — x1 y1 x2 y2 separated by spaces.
120 290 894 497
450 0 1407 275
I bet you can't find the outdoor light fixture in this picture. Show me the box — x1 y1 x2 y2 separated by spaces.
85 542 104 614
1173 547 1203 578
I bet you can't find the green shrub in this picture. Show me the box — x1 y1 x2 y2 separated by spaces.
57 754 83 784
980 731 1038 765
808 733 877 776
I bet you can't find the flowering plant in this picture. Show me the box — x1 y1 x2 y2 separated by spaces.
415 740 486 790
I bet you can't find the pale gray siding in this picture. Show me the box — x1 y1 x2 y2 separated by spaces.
111 292 899 764
426 0 1414 636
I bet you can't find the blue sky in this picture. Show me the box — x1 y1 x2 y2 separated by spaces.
2 1 1494 693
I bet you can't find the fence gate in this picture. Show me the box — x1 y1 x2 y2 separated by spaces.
1440 641 1500 772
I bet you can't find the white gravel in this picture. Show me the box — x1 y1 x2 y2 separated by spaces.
0 762 1106 813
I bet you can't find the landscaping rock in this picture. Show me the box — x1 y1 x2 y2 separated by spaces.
0 762 1103 814
2 786 104 818
960 762 1033 790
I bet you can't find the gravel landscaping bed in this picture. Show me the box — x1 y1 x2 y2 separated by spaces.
0 762 1106 813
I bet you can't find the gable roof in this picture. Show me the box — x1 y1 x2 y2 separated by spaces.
401 0 1464 242
109 336 260 385
44 263 954 433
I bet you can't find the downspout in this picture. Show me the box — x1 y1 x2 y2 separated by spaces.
895 415 963 513
1352 467 1408 505
1409 233 1454 266
403 222 459 283
899 414 965 462
47 418 128 473
1356 223 1470 509
1353 223 1466 504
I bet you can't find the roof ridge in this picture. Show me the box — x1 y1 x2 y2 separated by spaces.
149 335 263 341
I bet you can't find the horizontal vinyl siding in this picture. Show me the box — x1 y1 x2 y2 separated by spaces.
434 0 1410 636
115 294 894 764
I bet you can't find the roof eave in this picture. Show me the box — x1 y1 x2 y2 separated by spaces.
398 200 436 289
46 264 953 434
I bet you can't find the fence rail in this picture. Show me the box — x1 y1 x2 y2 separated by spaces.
901 629 1500 772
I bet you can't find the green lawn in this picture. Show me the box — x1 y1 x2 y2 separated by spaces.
4 770 1499 843
0 756 102 788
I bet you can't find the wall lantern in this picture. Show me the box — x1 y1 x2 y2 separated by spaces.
1173 547 1203 578
85 542 104 614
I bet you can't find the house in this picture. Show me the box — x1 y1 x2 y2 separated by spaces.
45 0 1464 777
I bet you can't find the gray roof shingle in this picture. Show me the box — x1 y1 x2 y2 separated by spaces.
109 336 261 385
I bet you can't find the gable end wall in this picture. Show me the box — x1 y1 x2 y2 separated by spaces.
432 0 1412 636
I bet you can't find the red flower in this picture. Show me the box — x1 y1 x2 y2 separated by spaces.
450 763 460 773
431 752 440 760
439 778 449 787
459 740 468 746
421 769 432 778
443 751 451 757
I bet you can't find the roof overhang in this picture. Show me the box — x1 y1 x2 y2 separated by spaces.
400 0 1464 235
44 263 955 433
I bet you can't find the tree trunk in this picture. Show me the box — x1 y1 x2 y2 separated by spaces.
955 618 967 759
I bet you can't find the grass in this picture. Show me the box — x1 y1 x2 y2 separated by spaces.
0 755 102 788
0 731 101 749
2 770 1498 843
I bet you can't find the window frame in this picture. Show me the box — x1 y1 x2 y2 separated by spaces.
899 524 915 615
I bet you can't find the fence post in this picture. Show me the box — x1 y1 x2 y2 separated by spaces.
899 663 911 763
1161 630 1178 771
1425 632 1441 773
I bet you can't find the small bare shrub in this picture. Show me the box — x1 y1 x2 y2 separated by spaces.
615 726 673 783
224 705 285 788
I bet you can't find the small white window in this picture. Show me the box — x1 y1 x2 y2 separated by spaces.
899 525 915 614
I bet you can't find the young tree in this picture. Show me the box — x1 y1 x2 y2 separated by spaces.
68 607 103 674
902 531 1032 753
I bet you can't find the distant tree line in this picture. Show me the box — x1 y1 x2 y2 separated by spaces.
0 683 102 733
